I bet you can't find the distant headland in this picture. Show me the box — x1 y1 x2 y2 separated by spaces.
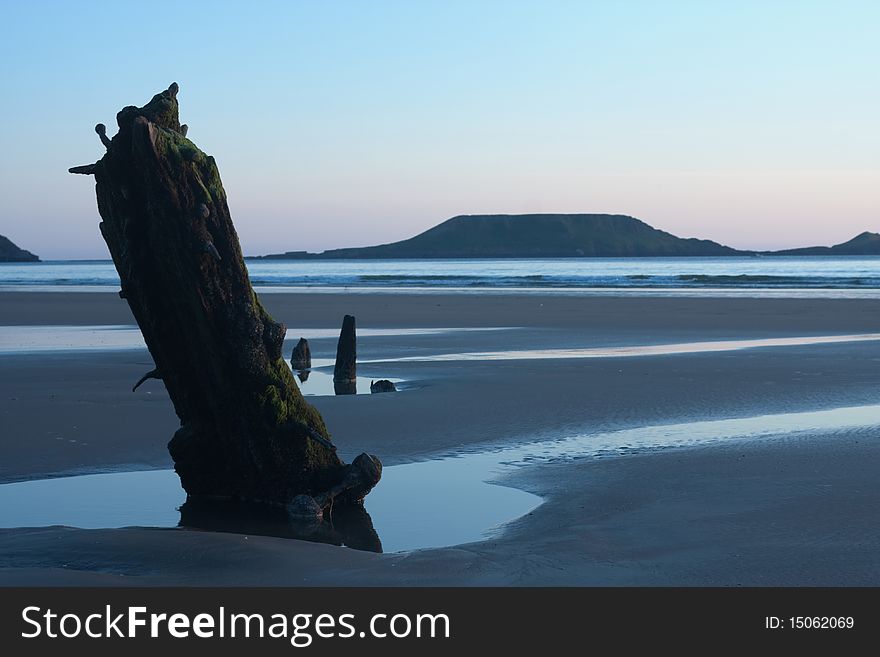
0 234 39 262
249 214 880 260
769 231 880 256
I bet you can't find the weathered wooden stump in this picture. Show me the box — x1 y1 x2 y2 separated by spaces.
69 83 381 511
333 314 357 395
290 337 311 370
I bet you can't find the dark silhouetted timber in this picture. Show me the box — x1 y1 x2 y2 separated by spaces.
290 337 311 371
333 315 357 395
69 83 380 515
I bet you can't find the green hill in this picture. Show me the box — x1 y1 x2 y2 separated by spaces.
256 214 741 259
0 234 39 262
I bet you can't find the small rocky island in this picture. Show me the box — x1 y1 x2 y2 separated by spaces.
252 215 880 260
254 214 741 259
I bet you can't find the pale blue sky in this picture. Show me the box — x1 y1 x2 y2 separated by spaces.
0 0 877 258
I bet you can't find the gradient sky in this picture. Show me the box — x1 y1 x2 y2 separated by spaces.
0 0 877 259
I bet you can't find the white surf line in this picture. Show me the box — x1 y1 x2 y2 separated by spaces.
252 286 880 300
362 333 880 363
4 285 880 300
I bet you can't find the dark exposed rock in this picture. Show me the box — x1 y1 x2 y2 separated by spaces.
370 379 397 393
297 370 310 383
290 337 311 370
68 83 381 509
333 314 357 384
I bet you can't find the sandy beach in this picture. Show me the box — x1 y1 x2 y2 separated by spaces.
1 291 879 585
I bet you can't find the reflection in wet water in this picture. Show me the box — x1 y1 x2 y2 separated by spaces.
0 325 510 355
333 378 357 396
0 465 536 553
179 497 382 552
363 333 880 363
1 403 878 552
291 367 401 396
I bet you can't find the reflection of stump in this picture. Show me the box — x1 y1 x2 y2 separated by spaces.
334 379 357 396
178 497 382 553
290 337 311 370
333 315 357 394
297 370 310 383
68 84 380 511
370 379 397 393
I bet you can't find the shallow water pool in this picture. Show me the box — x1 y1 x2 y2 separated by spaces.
1 403 878 553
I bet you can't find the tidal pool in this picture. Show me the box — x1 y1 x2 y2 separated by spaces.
290 366 403 396
1 403 878 553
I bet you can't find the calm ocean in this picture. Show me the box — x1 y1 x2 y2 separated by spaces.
2 257 880 296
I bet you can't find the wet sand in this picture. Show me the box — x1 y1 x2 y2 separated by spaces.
0 291 879 585
4 290 880 333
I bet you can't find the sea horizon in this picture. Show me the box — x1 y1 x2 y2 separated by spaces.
2 255 879 296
